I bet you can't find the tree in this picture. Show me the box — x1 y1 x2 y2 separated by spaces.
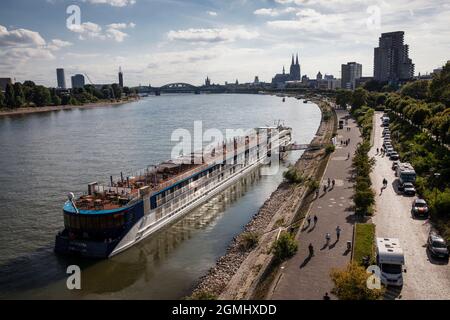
0 90 5 107
400 80 430 100
13 82 25 108
111 83 122 99
5 83 15 108
330 263 384 300
363 80 385 92
351 87 368 111
51 94 62 106
32 85 51 107
272 231 298 261
429 61 450 105
336 89 352 109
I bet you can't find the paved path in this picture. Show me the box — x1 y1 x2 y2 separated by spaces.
370 112 450 300
270 109 361 300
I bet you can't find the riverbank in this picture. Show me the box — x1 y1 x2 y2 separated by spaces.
0 97 139 117
190 97 336 300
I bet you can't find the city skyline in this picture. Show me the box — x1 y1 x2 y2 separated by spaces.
0 0 449 87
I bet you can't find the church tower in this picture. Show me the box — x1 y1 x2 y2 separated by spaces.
290 53 301 81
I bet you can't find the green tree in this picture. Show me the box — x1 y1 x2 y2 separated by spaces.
351 87 368 111
0 90 5 107
330 263 384 300
13 82 25 107
429 61 450 105
272 232 298 261
111 83 122 99
5 83 15 108
336 89 352 109
51 94 62 106
400 80 430 100
32 85 51 107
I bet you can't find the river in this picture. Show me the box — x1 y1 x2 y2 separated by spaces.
0 94 321 299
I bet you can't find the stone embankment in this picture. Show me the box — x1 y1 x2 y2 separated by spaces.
190 97 336 299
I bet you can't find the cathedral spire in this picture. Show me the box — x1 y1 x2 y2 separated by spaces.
291 54 294 66
283 66 285 74
296 53 299 65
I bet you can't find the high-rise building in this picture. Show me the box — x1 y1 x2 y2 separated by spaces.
374 31 414 83
71 74 85 89
56 68 66 89
118 67 124 88
341 62 362 90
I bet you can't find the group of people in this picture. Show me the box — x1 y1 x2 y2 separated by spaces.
307 225 342 257
376 147 386 156
340 138 351 147
321 178 336 194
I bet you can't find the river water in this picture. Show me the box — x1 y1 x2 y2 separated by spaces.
0 94 320 299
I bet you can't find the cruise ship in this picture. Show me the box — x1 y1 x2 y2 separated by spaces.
54 125 292 258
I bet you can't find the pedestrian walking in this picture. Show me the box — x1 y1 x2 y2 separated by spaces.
325 233 331 245
376 148 379 154
347 152 350 160
327 178 331 187
332 179 335 188
313 215 318 225
307 216 311 226
315 189 319 199
323 292 331 300
308 243 314 256
323 184 327 193
336 226 341 241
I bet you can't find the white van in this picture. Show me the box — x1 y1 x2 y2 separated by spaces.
376 238 405 287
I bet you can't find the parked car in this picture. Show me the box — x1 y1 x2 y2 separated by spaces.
386 148 394 156
402 182 416 196
389 152 400 160
392 161 399 171
427 232 449 259
384 142 392 149
412 199 429 217
382 130 390 137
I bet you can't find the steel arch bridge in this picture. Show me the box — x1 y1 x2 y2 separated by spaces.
159 83 198 90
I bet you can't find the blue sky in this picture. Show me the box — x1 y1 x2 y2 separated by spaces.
0 0 449 87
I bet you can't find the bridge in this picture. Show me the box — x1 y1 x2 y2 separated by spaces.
138 83 201 95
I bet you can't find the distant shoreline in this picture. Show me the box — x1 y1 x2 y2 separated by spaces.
0 97 140 117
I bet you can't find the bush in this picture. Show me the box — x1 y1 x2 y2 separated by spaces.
283 166 304 184
272 231 298 261
325 144 335 154
330 263 384 300
239 232 260 251
188 291 217 300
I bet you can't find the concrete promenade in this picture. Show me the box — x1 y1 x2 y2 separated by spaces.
270 109 361 300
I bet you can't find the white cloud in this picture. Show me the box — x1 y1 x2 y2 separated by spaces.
254 7 297 17
83 0 136 7
107 22 136 29
167 27 259 43
47 39 73 51
207 11 218 16
68 21 135 42
0 25 46 47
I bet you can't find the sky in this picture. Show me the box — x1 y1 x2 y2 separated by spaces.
0 0 449 87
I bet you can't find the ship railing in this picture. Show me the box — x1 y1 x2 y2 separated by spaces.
94 185 132 196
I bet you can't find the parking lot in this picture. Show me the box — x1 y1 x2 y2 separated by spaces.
370 111 450 299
